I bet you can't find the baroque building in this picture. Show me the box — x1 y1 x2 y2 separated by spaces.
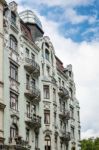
1 1 81 150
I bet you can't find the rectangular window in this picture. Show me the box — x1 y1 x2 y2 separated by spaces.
26 101 31 118
26 48 29 58
31 53 35 60
10 63 18 81
54 112 56 126
46 66 50 76
11 12 16 25
26 128 29 142
31 78 35 88
43 85 50 99
44 110 50 124
58 78 61 86
26 74 30 90
10 92 18 111
62 81 64 87
53 88 56 102
71 127 75 139
78 130 80 140
35 134 38 148
70 107 74 119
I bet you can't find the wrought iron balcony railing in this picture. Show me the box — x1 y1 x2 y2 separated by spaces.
58 86 69 99
60 130 71 142
59 109 70 120
25 84 40 104
25 113 41 129
24 58 40 76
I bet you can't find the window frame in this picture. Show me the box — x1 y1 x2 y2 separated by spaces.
10 92 18 111
10 62 18 81
43 85 50 99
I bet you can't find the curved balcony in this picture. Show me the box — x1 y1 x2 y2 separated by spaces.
59 109 70 120
60 130 71 142
25 114 41 129
58 86 69 99
24 84 40 104
8 136 31 150
24 58 40 77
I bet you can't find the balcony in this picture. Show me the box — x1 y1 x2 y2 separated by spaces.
58 86 69 99
24 84 40 104
25 114 41 129
8 136 31 150
59 109 70 120
24 58 40 77
60 130 71 142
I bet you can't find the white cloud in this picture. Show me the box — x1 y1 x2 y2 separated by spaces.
82 129 99 139
65 8 88 24
27 0 93 7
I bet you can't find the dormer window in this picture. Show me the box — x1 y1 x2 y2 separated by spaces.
45 49 50 61
11 11 16 25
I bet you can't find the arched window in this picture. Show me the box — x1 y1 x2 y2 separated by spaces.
10 123 18 138
45 135 51 150
10 35 17 51
45 49 50 61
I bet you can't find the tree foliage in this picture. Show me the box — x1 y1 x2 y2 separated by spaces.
81 137 99 150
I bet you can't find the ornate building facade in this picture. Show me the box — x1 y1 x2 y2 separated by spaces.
1 1 81 150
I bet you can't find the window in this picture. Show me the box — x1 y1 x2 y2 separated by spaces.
42 63 44 75
70 88 73 98
70 107 74 119
26 102 31 118
26 48 29 58
10 124 18 138
71 127 75 139
44 110 50 124
58 78 61 86
45 42 49 48
69 71 72 77
53 88 56 102
43 85 50 99
45 49 50 61
77 111 80 122
60 120 63 128
35 134 39 148
78 130 80 140
11 11 16 25
46 66 50 76
10 63 18 81
31 78 35 88
31 53 35 60
54 112 56 126
26 74 30 90
10 92 18 111
62 81 64 87
26 128 29 142
45 135 51 150
10 35 17 51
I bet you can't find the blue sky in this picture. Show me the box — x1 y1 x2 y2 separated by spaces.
7 0 99 139
18 0 99 42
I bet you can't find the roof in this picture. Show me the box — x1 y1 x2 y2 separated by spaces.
55 56 64 72
20 19 32 41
